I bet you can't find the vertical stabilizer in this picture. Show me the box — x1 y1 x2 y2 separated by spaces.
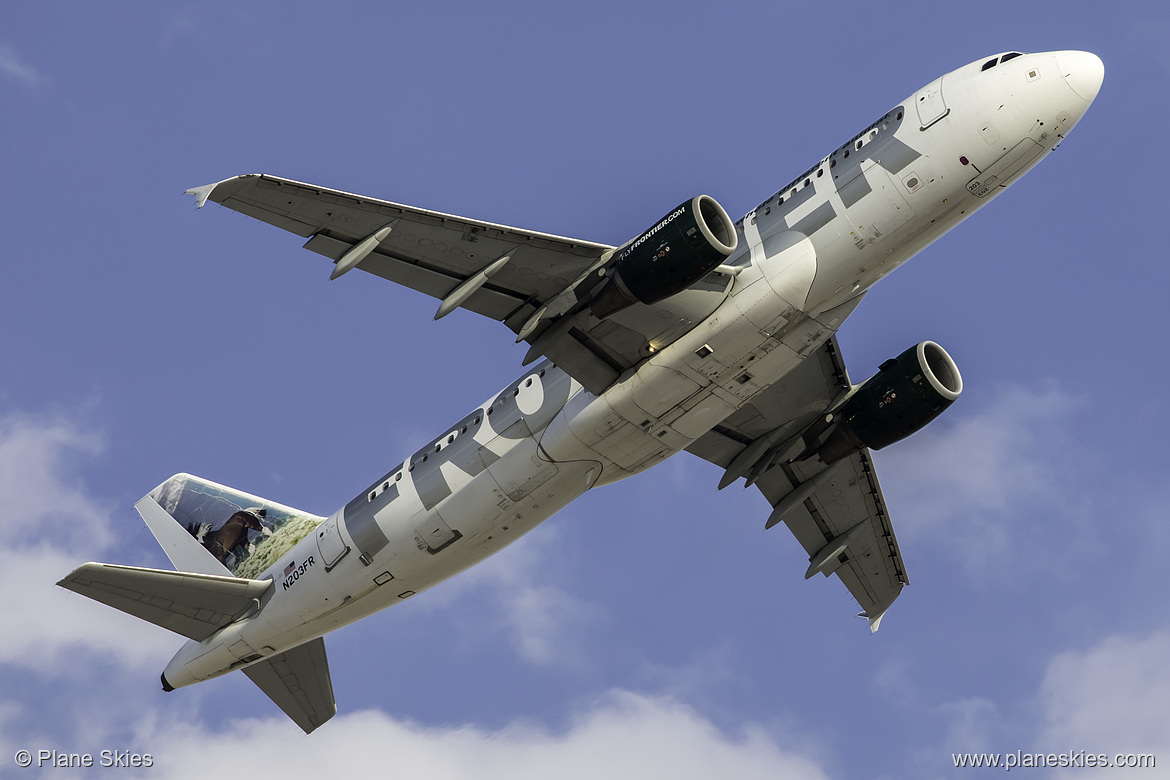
136 495 231 576
143 473 325 579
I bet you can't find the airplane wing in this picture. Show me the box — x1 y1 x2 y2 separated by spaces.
685 335 908 630
189 174 635 393
243 638 336 734
57 563 273 642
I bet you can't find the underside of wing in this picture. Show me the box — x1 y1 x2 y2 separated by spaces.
192 174 613 312
191 174 742 395
193 174 630 392
687 332 908 630
243 638 336 734
754 450 906 631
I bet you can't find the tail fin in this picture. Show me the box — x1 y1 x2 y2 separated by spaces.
60 473 337 733
56 562 271 641
142 473 325 579
57 562 337 732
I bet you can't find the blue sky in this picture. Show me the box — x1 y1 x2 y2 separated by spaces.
2 1 1167 777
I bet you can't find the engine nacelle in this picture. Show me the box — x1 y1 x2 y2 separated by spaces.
589 195 737 319
817 341 962 463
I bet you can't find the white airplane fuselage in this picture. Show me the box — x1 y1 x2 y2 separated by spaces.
162 50 1103 689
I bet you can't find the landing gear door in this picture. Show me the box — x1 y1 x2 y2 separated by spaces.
316 512 350 571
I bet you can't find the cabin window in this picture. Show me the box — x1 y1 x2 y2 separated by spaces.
1001 51 1023 63
982 57 998 71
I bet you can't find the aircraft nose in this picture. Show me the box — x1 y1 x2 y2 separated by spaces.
1057 50 1104 104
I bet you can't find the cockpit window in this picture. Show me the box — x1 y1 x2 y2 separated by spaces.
982 52 1026 72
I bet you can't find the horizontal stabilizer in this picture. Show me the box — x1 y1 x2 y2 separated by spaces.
57 563 272 642
244 638 336 733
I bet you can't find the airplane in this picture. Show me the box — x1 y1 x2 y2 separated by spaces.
59 50 1104 733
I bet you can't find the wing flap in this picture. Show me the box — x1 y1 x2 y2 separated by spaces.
243 638 336 734
755 452 907 628
57 563 272 641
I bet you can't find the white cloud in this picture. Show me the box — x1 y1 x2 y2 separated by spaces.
936 696 1000 755
0 44 45 87
0 413 109 548
133 691 830 780
930 629 1170 778
0 412 176 671
1037 629 1170 762
876 382 1085 565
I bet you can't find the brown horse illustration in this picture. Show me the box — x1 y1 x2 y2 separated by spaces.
203 508 267 563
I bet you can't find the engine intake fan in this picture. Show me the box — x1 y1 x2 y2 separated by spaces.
589 195 737 320
816 341 962 463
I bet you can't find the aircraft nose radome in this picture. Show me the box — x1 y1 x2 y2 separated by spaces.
1057 50 1105 104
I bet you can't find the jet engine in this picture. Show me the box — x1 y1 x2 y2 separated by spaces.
816 341 962 463
588 195 737 319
